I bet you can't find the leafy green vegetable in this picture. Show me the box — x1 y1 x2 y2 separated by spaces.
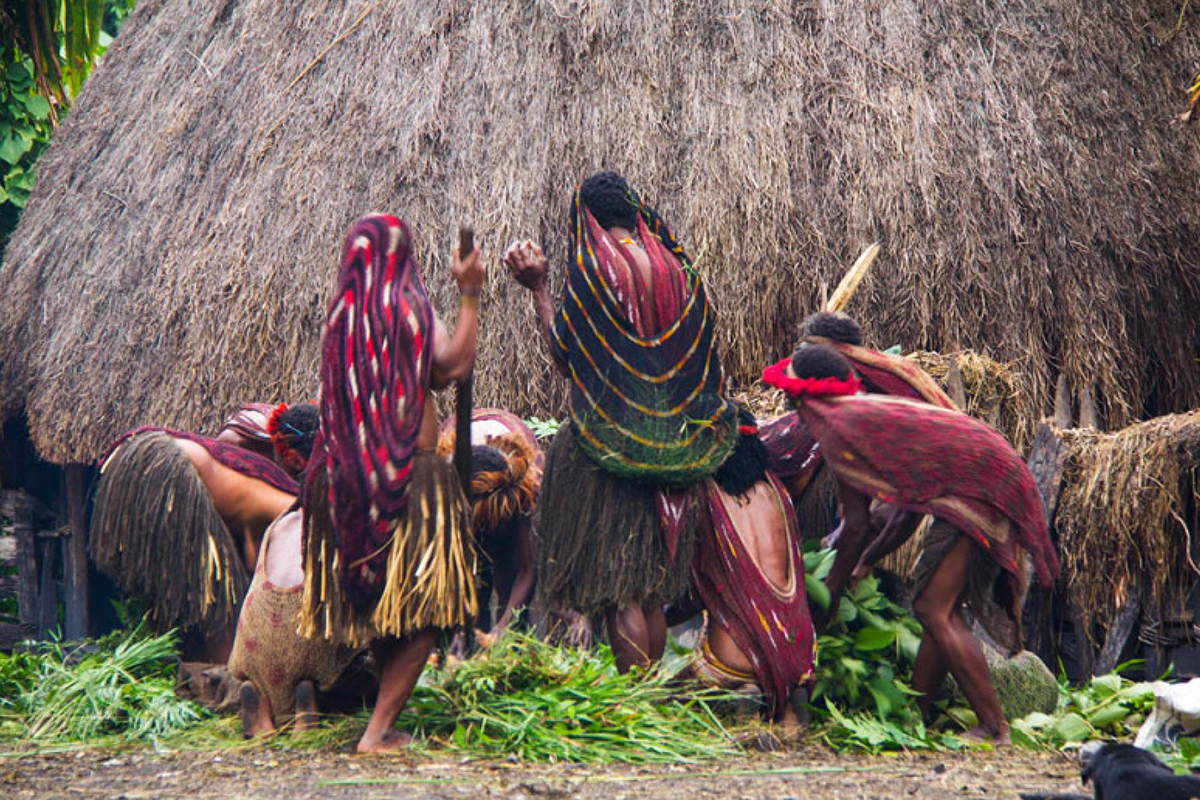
801 543 961 752
1010 664 1154 749
0 624 206 743
399 630 739 763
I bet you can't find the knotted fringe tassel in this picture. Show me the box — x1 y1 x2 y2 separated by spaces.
299 454 477 648
91 431 248 635
372 453 478 636
298 464 375 647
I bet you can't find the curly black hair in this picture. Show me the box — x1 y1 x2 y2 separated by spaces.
713 404 769 497
471 444 508 476
790 343 855 381
802 311 864 346
579 171 640 231
276 403 318 460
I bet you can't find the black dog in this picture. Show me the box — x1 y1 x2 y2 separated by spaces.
1020 742 1200 800
1080 742 1200 800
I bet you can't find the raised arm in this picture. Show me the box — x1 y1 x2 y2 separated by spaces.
431 244 485 388
503 242 567 375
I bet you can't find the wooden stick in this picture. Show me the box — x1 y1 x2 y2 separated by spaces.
825 242 880 313
454 227 475 492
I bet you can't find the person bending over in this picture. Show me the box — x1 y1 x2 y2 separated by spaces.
762 344 1058 744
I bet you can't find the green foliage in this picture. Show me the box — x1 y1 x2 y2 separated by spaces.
1010 664 1154 749
399 629 738 763
0 624 207 743
802 544 963 752
0 1 136 253
0 57 52 241
524 416 562 441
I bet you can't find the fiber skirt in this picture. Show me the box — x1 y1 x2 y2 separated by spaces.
535 425 697 615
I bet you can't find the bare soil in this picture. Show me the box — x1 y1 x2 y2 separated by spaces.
2 743 1083 799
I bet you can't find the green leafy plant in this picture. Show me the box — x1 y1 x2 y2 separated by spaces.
1011 664 1154 749
524 416 562 441
802 544 964 752
0 623 207 743
0 57 52 240
399 629 738 763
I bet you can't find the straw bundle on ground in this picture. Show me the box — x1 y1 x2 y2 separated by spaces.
0 0 1198 464
1053 411 1200 643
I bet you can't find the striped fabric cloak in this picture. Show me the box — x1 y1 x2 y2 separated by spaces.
301 215 476 644
550 191 736 484
796 393 1059 587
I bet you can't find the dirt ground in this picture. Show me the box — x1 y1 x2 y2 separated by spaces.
2 744 1084 799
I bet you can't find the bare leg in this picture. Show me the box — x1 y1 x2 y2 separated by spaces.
294 679 318 732
644 605 667 663
911 536 1009 744
357 628 439 753
606 605 653 673
911 632 952 717
239 681 275 738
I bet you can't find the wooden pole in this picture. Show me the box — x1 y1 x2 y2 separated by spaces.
11 494 38 631
825 242 880 313
1053 373 1072 429
63 464 89 640
453 227 475 492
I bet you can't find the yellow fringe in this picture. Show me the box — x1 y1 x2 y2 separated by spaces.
300 454 478 648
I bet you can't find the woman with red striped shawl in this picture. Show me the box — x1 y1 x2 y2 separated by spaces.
689 406 816 728
505 172 738 672
297 214 483 752
763 343 1059 744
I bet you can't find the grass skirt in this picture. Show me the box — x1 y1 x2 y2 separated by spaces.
91 431 248 635
535 425 697 615
299 451 477 648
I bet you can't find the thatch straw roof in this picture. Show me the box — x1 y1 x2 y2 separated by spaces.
2 0 1199 464
1053 411 1200 642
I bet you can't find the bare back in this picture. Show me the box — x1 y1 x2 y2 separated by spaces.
173 438 295 568
707 480 793 674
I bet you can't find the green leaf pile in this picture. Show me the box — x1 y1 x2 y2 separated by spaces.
0 625 207 743
1011 668 1154 749
802 544 964 752
399 630 738 763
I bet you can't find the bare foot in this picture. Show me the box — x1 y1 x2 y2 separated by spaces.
239 682 276 738
961 725 1010 746
356 728 414 753
294 680 318 732
776 705 802 738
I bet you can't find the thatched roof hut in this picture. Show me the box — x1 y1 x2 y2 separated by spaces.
2 0 1199 464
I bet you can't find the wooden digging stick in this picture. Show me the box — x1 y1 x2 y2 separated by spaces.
454 226 475 492
825 242 880 313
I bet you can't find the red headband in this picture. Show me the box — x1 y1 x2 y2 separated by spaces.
762 358 864 398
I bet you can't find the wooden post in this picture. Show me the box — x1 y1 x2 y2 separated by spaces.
946 357 967 409
35 533 58 637
1078 384 1098 429
1096 588 1142 676
1053 373 1072 429
1023 423 1071 663
10 494 39 630
63 465 90 640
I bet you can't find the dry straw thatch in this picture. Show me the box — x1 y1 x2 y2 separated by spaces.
1054 411 1200 643
1 0 1198 463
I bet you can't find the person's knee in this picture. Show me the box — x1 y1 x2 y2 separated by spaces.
912 592 951 628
